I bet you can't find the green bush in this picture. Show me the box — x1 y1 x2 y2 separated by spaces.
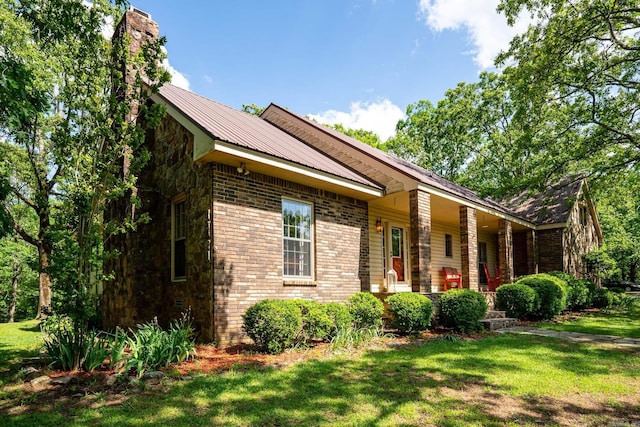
126 313 196 377
322 302 353 341
242 299 302 354
438 289 488 333
347 292 384 330
547 271 591 310
591 287 614 309
385 293 432 334
292 299 333 342
495 283 537 319
515 274 567 320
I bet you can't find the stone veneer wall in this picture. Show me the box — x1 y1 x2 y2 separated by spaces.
103 113 215 341
211 164 369 344
563 202 600 278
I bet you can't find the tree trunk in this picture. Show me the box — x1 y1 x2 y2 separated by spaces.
35 243 52 319
8 260 20 323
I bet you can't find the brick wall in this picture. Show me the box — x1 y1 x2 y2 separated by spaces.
459 206 478 290
409 189 432 294
537 228 564 273
212 164 369 344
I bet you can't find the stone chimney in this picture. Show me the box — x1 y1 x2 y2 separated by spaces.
111 7 159 120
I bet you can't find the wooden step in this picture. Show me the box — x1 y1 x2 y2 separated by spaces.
480 317 518 331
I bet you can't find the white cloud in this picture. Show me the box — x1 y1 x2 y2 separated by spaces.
160 46 190 90
203 74 213 84
418 0 531 68
309 99 405 142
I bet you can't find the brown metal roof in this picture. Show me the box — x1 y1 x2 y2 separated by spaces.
263 104 526 221
156 84 382 190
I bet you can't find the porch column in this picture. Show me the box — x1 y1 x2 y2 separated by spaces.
409 189 431 293
459 206 479 290
498 219 514 284
526 229 538 275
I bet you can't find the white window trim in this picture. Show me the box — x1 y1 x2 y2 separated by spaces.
282 197 315 281
171 196 187 282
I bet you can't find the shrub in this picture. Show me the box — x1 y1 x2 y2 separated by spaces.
242 299 302 354
515 274 567 320
385 293 432 334
292 299 333 342
547 271 592 311
591 287 614 309
322 302 353 341
330 324 383 350
438 289 487 333
495 283 537 319
347 292 384 330
126 313 196 377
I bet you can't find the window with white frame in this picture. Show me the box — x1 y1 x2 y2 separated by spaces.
172 198 186 281
282 198 313 278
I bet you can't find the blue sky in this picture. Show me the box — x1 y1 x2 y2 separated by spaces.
128 0 529 140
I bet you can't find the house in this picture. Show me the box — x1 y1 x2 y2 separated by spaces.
101 9 603 343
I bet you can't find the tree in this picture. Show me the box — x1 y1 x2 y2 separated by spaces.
241 104 266 116
329 123 386 150
0 235 38 322
0 0 169 320
497 0 640 181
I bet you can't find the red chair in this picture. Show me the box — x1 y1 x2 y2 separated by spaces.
442 267 462 291
483 263 501 291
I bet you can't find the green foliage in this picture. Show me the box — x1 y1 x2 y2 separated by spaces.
291 299 333 343
438 289 488 333
329 123 386 150
321 302 353 342
547 271 591 311
495 283 537 319
591 288 614 309
516 274 567 320
126 313 196 377
385 292 432 334
0 235 38 322
347 292 384 330
329 325 383 351
242 299 303 354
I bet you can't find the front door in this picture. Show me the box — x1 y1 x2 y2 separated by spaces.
390 226 406 282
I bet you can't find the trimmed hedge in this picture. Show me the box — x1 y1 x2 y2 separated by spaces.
347 292 384 330
591 287 613 309
515 274 567 320
495 283 537 319
547 271 591 310
438 289 487 333
292 299 334 342
385 292 433 334
242 299 302 354
322 302 353 341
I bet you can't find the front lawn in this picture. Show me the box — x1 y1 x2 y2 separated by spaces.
2 330 639 426
0 320 42 371
536 304 640 338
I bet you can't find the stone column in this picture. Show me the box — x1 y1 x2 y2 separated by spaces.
498 219 514 284
526 229 537 276
460 206 479 290
409 189 432 293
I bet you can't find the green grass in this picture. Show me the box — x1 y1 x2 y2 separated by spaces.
0 320 42 371
536 305 640 338
3 331 639 426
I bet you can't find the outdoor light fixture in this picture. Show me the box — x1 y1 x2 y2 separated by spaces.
237 163 250 176
375 217 383 233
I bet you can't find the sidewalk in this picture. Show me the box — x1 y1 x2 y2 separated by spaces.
496 326 640 348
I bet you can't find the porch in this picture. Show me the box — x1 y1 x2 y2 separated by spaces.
367 188 537 294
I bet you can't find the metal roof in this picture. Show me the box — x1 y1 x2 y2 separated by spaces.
156 84 382 190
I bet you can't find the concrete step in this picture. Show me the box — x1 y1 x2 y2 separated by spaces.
485 310 507 319
480 317 518 331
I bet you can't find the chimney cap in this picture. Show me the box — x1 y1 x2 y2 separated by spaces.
129 6 151 20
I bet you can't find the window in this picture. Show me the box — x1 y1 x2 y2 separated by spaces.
478 242 488 284
282 199 313 278
172 199 186 281
579 205 588 226
445 234 453 258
